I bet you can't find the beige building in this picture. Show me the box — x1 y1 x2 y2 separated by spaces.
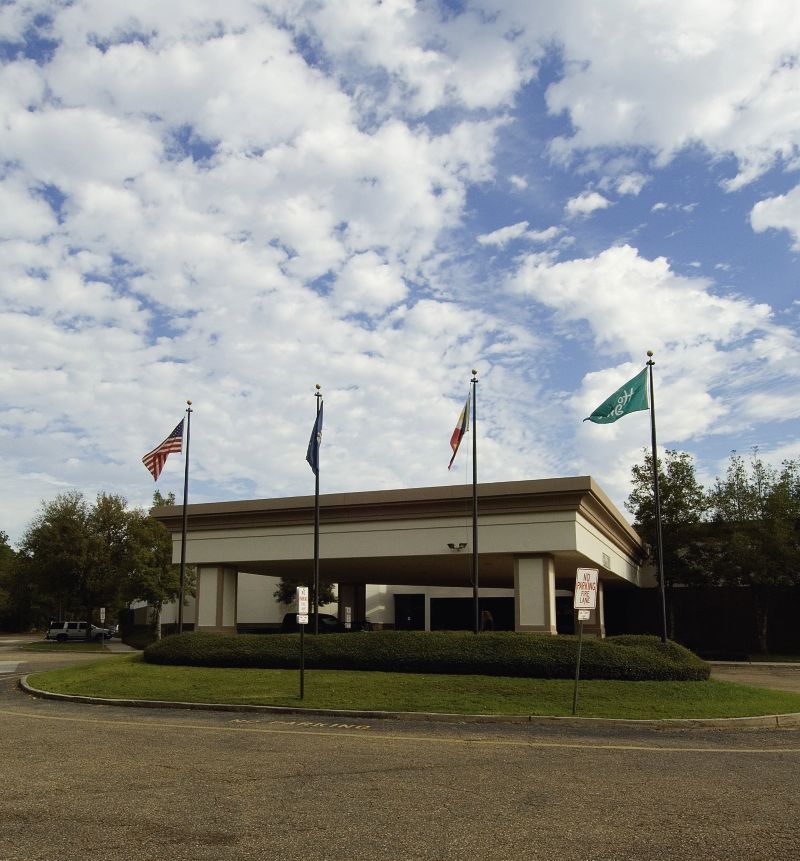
151 477 648 637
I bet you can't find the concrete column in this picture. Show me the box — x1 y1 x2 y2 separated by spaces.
514 555 557 634
195 565 238 634
580 579 606 638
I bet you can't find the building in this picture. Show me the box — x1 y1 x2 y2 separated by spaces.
150 477 649 637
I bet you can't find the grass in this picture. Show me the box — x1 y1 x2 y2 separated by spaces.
23 641 108 652
27 654 800 719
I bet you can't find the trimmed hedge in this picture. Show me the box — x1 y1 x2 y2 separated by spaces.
144 631 710 681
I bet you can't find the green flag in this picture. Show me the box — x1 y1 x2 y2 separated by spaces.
584 367 649 424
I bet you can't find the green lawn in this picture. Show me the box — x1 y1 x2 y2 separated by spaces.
24 641 108 652
27 654 800 719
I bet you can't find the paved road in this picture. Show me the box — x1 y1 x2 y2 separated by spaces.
1 639 799 861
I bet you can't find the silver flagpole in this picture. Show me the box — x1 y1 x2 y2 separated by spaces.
471 370 479 634
646 352 669 644
313 385 321 635
178 399 192 635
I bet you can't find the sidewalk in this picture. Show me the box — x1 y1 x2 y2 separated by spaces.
709 661 800 694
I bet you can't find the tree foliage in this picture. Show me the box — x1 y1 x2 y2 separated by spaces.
273 577 335 607
0 530 21 628
628 447 800 653
626 448 708 588
18 490 192 636
708 451 800 652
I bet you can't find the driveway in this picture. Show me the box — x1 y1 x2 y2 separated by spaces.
709 661 800 693
2 673 799 861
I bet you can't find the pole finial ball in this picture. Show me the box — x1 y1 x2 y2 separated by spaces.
315 384 321 390
646 350 654 358
472 368 478 375
187 399 192 406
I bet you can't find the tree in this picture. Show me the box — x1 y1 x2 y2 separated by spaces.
626 449 709 636
708 451 800 653
0 531 22 629
20 491 134 638
273 577 335 607
626 448 709 580
124 492 193 639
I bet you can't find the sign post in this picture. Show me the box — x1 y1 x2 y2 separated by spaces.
297 586 309 699
572 568 598 715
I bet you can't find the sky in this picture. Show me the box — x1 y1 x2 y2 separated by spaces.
1 0 799 545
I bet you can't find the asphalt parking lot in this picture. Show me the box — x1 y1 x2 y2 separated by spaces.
1 638 799 861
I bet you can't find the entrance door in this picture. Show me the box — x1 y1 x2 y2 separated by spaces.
394 593 425 630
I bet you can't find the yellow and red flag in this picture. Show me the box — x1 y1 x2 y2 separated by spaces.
448 394 470 470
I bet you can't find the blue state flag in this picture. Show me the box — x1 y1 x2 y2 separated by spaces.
306 402 323 475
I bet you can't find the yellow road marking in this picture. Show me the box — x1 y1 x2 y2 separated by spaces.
1 706 798 754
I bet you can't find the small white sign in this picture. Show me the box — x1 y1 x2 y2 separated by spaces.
297 614 309 625
345 606 352 630
574 568 599 610
577 609 591 621
99 607 106 623
297 586 309 614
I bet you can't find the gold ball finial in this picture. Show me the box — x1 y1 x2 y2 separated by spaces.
472 368 478 375
315 384 321 391
187 399 192 406
646 351 653 358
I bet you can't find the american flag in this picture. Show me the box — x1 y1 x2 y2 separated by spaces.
142 420 184 481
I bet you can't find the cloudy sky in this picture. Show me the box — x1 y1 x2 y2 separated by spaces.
2 0 799 543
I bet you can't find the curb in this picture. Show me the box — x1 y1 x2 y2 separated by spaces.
18 677 800 729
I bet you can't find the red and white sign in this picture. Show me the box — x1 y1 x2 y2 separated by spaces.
297 586 309 613
297 586 309 625
574 568 599 610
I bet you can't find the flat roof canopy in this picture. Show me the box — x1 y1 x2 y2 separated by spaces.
151 476 648 589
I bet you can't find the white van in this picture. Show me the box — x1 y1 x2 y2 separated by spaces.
46 621 112 642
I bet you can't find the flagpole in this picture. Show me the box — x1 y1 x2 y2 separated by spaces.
177 400 192 635
646 353 668 644
313 384 321 635
471 370 479 634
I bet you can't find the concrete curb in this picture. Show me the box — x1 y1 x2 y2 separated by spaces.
18 676 800 729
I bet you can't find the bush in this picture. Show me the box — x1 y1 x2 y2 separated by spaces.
144 631 710 681
122 625 158 650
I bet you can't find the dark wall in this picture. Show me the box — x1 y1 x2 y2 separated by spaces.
605 586 800 658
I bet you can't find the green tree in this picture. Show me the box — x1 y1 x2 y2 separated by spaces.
20 491 134 638
626 449 709 636
0 531 23 630
273 577 335 607
124 492 193 639
708 451 800 653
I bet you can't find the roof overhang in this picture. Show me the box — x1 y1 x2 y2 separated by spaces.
151 477 647 588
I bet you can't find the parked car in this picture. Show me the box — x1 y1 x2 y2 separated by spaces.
45 621 113 642
278 613 372 633
280 612 346 633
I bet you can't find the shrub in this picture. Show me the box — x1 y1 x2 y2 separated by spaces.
122 625 158 650
144 631 709 681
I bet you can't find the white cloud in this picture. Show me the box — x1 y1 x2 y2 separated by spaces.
750 185 800 249
478 223 564 247
508 243 800 444
533 0 800 188
565 191 611 217
477 221 530 247
616 173 648 195
331 251 407 316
